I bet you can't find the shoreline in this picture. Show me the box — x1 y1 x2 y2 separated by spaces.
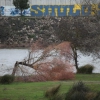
0 44 30 49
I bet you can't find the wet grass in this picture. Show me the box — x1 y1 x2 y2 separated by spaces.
75 73 100 81
0 74 100 100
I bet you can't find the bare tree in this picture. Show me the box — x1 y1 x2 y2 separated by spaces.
54 0 100 71
55 16 100 71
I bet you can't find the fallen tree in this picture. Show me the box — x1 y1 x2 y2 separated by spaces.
12 41 74 81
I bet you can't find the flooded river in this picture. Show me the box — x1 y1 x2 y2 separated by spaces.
0 49 100 75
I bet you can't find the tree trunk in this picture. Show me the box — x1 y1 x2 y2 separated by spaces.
12 61 34 76
74 49 78 70
21 9 23 16
12 61 19 76
71 45 79 71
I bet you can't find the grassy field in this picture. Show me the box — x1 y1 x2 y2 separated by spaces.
0 74 100 100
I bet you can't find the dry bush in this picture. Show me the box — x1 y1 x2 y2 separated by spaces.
65 81 90 100
45 84 64 100
18 58 74 82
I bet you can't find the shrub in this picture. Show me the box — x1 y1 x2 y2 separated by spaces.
77 64 94 74
45 84 64 100
93 92 100 100
65 81 90 100
86 92 97 100
0 76 2 83
0 74 15 84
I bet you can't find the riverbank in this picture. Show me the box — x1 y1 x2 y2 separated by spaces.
0 17 58 48
0 43 30 49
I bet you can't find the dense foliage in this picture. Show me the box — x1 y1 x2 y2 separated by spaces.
77 64 94 74
13 0 29 16
65 81 90 100
55 17 100 70
0 74 15 84
0 17 57 48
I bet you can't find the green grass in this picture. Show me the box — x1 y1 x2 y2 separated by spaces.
0 81 68 100
0 74 100 100
75 73 100 81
